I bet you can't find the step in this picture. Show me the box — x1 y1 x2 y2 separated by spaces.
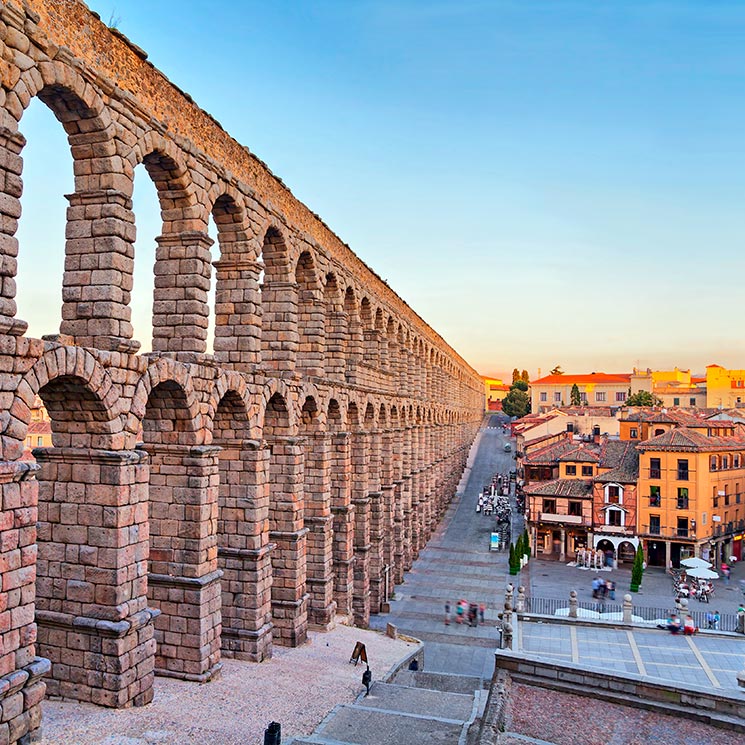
356 681 475 721
291 703 467 745
391 669 483 694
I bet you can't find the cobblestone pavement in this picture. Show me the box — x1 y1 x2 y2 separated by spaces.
370 416 518 679
503 682 734 745
518 620 745 691
39 625 416 745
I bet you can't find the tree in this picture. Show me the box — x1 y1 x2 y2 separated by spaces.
512 368 520 384
502 389 530 418
515 534 523 560
550 365 563 376
522 528 530 559
509 542 519 575
512 379 528 392
570 383 581 406
631 544 645 591
520 370 530 383
626 390 662 407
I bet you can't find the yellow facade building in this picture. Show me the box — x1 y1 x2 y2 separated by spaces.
706 364 745 409
483 377 510 412
637 428 745 567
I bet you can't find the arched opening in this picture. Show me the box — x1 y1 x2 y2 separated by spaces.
213 388 271 661
264 392 307 646
295 252 324 377
324 274 345 381
300 396 334 628
139 379 221 680
259 228 296 372
344 286 362 382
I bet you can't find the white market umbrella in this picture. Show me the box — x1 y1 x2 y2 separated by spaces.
685 566 719 580
681 557 712 570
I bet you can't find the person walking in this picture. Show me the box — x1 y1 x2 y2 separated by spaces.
444 601 451 626
479 603 486 625
456 600 465 624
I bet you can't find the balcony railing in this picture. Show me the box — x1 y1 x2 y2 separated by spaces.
640 524 695 540
677 470 689 481
676 498 689 510
649 468 661 479
649 496 661 507
712 519 745 538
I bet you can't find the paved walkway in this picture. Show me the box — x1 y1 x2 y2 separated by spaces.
518 621 745 691
370 414 517 680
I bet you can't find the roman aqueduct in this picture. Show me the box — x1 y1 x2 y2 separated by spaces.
0 2 482 740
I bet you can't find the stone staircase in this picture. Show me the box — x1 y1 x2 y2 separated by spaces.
287 669 486 745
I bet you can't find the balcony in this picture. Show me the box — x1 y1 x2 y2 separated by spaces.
676 499 689 510
677 470 689 481
649 496 661 507
640 524 696 541
649 468 661 479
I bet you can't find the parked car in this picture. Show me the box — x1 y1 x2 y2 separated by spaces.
503 443 511 452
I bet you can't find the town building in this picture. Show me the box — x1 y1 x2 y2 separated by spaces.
483 377 510 412
705 364 745 409
636 428 745 568
630 367 706 408
530 372 632 414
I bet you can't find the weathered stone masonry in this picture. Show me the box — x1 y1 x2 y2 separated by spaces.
0 2 482 742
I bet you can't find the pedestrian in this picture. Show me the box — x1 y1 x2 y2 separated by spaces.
713 610 721 631
468 602 478 627
722 564 731 583
444 601 451 626
683 615 697 635
479 603 486 625
608 580 616 601
456 600 464 624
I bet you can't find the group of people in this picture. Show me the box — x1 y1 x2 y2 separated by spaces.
591 577 616 600
444 600 486 627
674 578 715 603
477 474 512 523
661 613 699 635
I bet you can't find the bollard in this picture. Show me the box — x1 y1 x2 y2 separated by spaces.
622 593 633 624
516 586 526 613
264 721 281 745
503 600 513 628
505 583 514 607
569 590 578 619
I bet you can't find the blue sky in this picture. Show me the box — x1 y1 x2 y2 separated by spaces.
14 1 745 379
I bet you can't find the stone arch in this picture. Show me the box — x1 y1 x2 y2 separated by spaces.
128 357 202 443
205 370 257 441
259 378 297 434
259 225 297 372
9 346 121 455
324 273 345 381
6 63 132 347
131 134 211 353
344 285 362 379
295 250 324 376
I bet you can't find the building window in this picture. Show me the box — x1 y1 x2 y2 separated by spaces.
677 487 689 510
690 398 696 406
595 391 606 402
649 485 661 507
581 465 593 476
724 489 730 506
723 456 730 469
607 485 621 504
36 436 43 447
710 456 718 472
649 515 661 535
579 392 587 403
735 455 741 468
540 392 547 402
677 517 688 537
565 465 577 476
543 499 557 514
607 510 622 527
554 392 562 402
616 391 627 402
630 428 638 439
677 459 689 481
673 397 680 406
568 501 582 517
650 458 661 479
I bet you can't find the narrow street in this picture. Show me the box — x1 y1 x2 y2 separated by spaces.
370 415 518 680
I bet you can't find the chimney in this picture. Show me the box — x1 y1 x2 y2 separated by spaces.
593 425 601 444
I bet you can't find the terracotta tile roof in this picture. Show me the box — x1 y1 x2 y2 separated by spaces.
532 373 632 386
524 478 593 498
523 439 580 466
596 441 639 483
556 406 617 416
636 427 745 453
558 445 601 464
